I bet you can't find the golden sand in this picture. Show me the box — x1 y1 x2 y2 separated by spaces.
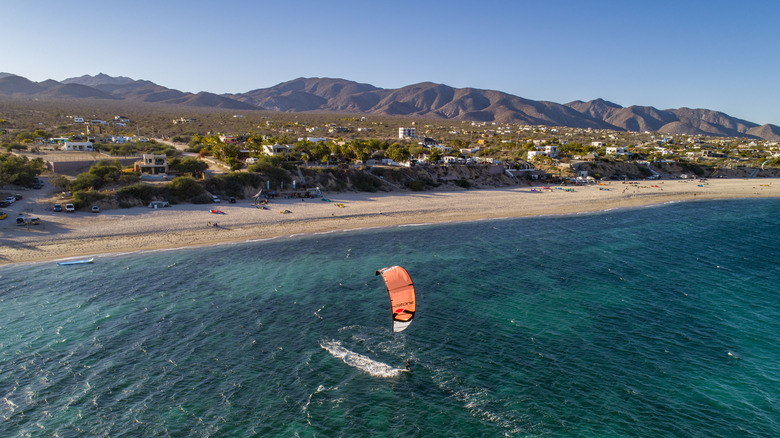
2 179 778 265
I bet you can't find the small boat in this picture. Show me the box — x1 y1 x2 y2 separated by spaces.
57 257 94 266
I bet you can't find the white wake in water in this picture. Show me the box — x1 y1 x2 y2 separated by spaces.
320 340 404 378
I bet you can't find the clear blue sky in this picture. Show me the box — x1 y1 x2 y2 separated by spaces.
4 0 780 125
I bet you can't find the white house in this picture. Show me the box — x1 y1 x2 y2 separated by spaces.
606 146 629 155
60 141 93 151
431 144 452 153
262 144 291 156
543 145 558 158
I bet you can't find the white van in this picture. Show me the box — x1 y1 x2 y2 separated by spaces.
16 216 41 225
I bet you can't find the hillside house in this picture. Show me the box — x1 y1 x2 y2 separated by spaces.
303 137 327 143
527 145 558 160
134 154 169 175
606 146 629 156
219 135 240 144
60 141 93 152
262 144 291 156
702 150 728 159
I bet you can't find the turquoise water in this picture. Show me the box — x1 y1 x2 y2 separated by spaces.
1 198 778 437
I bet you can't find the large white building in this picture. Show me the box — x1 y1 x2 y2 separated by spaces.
398 127 416 139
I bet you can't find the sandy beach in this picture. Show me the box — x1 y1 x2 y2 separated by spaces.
2 178 778 265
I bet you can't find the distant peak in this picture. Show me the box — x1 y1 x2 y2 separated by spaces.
591 98 622 108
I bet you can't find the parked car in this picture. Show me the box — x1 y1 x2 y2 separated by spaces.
13 194 22 200
33 183 44 189
0 211 7 220
65 204 75 212
53 204 62 212
0 201 7 208
229 197 236 203
5 197 15 205
91 205 100 213
212 195 221 203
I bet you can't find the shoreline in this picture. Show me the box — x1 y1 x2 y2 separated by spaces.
2 179 779 266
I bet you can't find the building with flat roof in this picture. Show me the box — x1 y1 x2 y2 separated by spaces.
134 154 169 175
399 127 416 139
60 141 93 152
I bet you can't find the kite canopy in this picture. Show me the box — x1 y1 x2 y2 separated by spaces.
376 266 416 333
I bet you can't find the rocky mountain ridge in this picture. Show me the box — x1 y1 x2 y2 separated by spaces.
1 72 778 141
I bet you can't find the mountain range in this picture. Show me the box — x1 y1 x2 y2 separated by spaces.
2 72 779 141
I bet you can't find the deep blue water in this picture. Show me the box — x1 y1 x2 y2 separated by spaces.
1 198 779 437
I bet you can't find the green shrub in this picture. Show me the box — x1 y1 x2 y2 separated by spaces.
73 190 106 208
0 153 45 186
49 174 70 189
408 180 426 191
168 176 205 201
455 179 471 188
116 183 169 206
169 157 208 177
203 172 263 198
351 172 382 192
191 193 213 204
249 163 291 189
119 173 141 185
88 160 123 182
69 173 104 191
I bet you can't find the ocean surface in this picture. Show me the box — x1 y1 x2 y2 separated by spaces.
1 198 779 437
